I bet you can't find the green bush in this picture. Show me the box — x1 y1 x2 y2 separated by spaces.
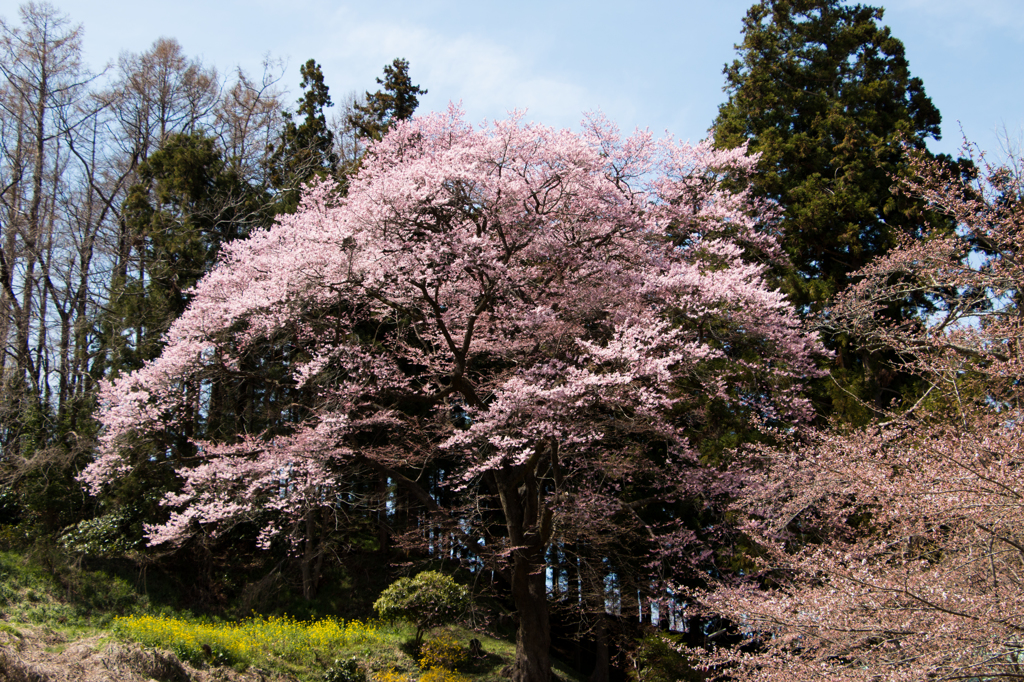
373 571 469 645
627 632 702 682
323 656 366 682
58 510 139 557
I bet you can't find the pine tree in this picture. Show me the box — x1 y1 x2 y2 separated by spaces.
348 58 426 142
269 59 337 212
714 0 953 418
104 132 259 373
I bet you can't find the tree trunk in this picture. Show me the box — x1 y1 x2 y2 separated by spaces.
589 613 609 682
493 461 554 682
509 548 552 682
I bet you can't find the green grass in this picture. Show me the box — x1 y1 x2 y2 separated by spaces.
111 615 540 681
0 623 22 638
113 613 389 672
0 549 140 630
0 548 584 682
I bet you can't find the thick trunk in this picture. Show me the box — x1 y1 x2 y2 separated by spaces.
509 550 552 682
492 453 556 682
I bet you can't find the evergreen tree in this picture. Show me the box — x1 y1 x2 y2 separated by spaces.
104 132 259 374
713 0 952 418
269 59 337 212
348 58 426 142
93 132 267 553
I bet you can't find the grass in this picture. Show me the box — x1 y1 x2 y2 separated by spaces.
114 613 387 671
112 614 534 681
0 549 139 630
0 547 583 682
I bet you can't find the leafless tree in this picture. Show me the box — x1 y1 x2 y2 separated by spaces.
0 1 98 459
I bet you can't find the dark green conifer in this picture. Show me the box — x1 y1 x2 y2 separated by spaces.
348 58 427 142
102 132 261 373
269 59 338 212
714 0 954 419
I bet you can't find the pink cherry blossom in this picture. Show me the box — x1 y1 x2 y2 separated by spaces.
696 145 1024 681
83 105 823 682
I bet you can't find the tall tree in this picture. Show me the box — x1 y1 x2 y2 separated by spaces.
107 38 219 160
700 144 1024 682
92 131 268 550
347 58 426 142
0 2 90 454
269 59 336 213
103 131 258 374
0 6 286 541
0 2 122 534
213 58 286 190
82 109 824 681
713 0 950 417
100 38 221 338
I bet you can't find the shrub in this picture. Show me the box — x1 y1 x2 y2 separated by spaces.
58 511 139 557
418 633 466 671
373 571 469 645
626 632 702 682
324 656 366 682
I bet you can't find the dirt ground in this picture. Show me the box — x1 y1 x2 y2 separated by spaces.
0 626 298 682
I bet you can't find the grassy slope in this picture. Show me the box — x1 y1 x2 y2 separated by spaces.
0 549 583 682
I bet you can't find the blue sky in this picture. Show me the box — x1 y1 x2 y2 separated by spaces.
37 0 1024 160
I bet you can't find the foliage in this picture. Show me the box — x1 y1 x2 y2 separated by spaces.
419 668 470 682
58 510 140 557
0 2 289 544
323 657 368 682
107 131 262 372
83 107 824 681
348 58 426 142
698 146 1024 680
713 0 955 417
0 549 140 625
374 572 469 645
114 613 385 671
374 667 468 682
417 633 468 670
0 2 108 539
270 59 338 212
626 632 700 682
716 0 943 305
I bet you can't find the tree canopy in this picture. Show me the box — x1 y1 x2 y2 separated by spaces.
81 107 824 681
715 0 943 304
269 59 337 212
348 58 426 142
700 144 1024 682
374 571 470 645
713 0 954 417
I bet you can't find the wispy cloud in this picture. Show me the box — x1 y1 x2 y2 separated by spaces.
306 9 592 128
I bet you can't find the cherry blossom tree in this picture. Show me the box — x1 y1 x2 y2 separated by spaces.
698 147 1024 681
81 105 822 682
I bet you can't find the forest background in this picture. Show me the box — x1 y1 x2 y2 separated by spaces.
2 1 1024 681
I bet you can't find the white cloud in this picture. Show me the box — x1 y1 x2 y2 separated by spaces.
298 8 593 129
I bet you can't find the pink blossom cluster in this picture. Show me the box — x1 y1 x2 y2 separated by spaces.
697 147 1024 680
82 106 822 581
